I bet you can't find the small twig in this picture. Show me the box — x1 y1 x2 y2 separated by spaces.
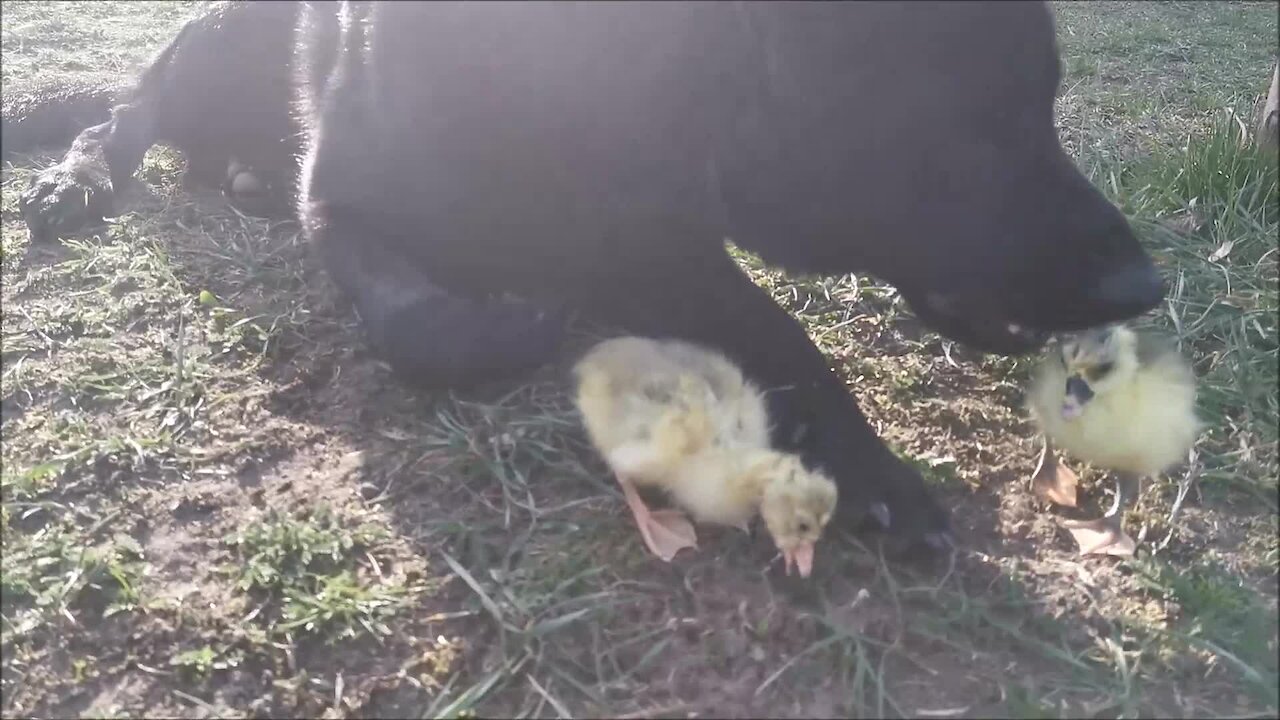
527 675 573 719
755 634 843 697
1157 448 1202 552
15 305 57 348
916 707 972 718
171 689 216 712
365 549 384 582
85 509 123 538
174 309 186 385
439 550 507 628
614 704 692 720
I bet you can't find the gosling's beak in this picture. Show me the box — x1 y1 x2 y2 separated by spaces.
783 542 815 578
1061 375 1093 420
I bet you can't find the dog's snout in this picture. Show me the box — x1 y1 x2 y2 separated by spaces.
1090 258 1164 318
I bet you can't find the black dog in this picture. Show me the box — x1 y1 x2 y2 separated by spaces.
14 1 1164 554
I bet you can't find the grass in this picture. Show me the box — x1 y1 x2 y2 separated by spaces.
2 1 1277 717
225 506 413 643
1113 110 1279 502
1132 556 1278 707
1 522 145 629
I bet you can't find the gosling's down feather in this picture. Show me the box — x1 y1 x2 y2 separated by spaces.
572 336 837 575
1027 325 1200 477
574 336 770 478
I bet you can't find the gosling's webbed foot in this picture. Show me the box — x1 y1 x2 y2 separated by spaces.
1031 438 1079 507
617 476 697 562
644 509 698 562
1060 514 1136 557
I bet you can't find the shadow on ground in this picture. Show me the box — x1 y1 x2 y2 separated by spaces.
5 144 1271 718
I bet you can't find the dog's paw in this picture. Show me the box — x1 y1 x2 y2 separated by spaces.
19 156 114 243
824 442 953 558
870 455 954 559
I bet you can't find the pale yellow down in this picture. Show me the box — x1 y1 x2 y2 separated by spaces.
1026 326 1200 476
573 336 837 554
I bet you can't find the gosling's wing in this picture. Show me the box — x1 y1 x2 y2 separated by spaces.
575 365 631 452
648 339 738 390
574 338 683 452
576 338 703 405
650 339 773 447
606 438 679 479
717 385 772 448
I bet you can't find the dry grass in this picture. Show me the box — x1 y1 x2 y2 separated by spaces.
2 1 1277 717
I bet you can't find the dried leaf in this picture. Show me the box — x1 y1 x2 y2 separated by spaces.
1207 240 1234 263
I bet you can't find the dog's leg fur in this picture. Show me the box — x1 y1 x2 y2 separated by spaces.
301 202 569 387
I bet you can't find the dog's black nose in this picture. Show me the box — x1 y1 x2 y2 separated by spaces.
1090 259 1164 318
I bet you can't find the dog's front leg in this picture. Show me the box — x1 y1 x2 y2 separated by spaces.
575 253 953 555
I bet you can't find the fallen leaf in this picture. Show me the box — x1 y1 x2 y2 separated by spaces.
1207 240 1234 263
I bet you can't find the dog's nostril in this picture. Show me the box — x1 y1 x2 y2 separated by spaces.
1091 259 1164 316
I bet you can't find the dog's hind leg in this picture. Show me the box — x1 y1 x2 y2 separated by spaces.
301 203 569 388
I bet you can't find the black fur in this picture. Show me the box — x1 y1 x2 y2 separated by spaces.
15 1 1168 553
17 1 300 241
1 77 120 158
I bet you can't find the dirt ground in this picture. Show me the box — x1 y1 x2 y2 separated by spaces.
2 2 1277 718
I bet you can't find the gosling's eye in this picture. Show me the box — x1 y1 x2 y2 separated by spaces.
797 521 811 534
1088 362 1115 380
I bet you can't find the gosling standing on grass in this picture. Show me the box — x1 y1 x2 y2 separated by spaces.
1026 324 1200 556
573 337 838 577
